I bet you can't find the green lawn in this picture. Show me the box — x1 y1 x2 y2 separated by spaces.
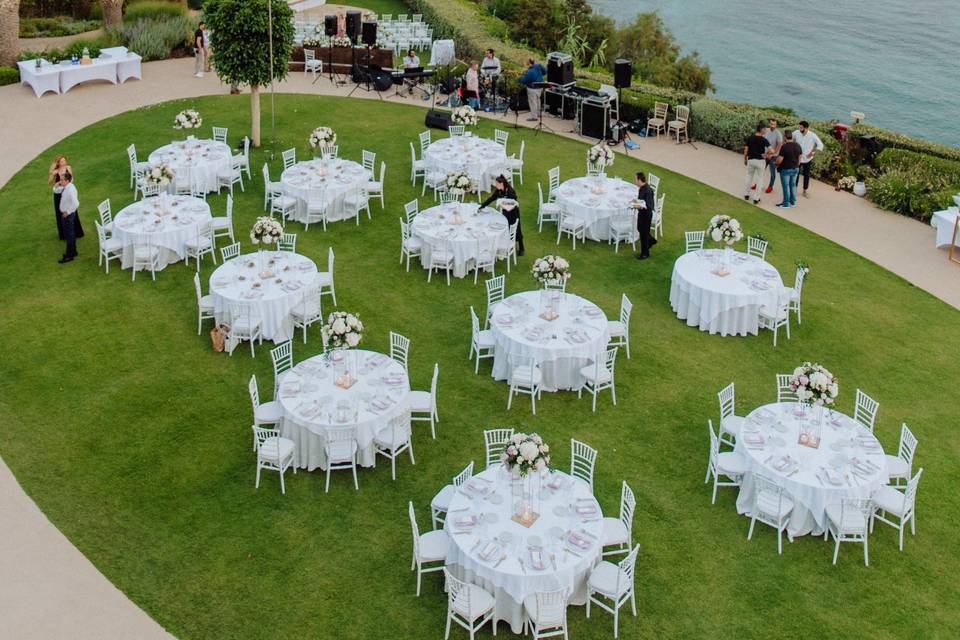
0 94 958 639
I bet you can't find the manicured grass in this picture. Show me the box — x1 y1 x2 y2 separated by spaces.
0 94 958 639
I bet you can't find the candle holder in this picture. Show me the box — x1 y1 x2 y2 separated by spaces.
798 405 824 449
510 472 541 528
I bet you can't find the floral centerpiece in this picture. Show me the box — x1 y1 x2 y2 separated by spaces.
587 143 615 168
331 35 353 47
321 311 364 349
531 255 570 286
789 362 838 406
144 163 175 187
308 126 337 150
250 216 283 245
173 109 202 130
451 105 478 126
501 432 550 477
445 171 476 195
707 214 743 246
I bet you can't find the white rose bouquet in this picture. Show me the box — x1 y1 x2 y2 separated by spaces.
451 105 478 126
501 432 551 477
308 126 337 149
445 171 476 195
173 109 202 130
789 362 839 406
145 163 175 187
706 214 744 246
332 35 353 47
587 143 615 167
531 254 570 285
250 216 283 245
321 311 364 349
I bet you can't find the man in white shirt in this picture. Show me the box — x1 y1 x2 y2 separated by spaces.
403 49 420 69
793 120 824 198
480 49 501 77
58 172 80 263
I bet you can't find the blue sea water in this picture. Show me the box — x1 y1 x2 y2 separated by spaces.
588 0 960 146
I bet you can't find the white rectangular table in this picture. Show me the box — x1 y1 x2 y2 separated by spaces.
16 59 62 97
58 58 119 93
101 47 142 84
17 53 142 97
931 207 960 249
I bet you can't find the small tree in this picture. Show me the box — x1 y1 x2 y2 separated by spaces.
204 0 293 147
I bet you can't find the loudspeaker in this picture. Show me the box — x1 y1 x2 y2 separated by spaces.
544 88 563 117
361 21 377 47
345 10 362 42
580 98 610 140
614 59 632 89
425 110 452 130
324 15 337 37
547 52 574 86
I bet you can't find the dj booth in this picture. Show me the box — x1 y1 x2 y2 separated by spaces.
544 83 614 140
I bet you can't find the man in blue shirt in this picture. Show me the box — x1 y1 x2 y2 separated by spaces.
519 57 547 122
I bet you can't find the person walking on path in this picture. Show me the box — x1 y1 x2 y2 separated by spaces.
763 119 783 194
776 130 802 208
743 123 770 204
193 22 206 78
793 120 823 198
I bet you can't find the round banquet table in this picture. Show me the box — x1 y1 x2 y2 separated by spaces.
669 248 784 336
148 138 232 194
489 291 611 391
444 466 604 634
280 158 370 223
208 251 317 344
278 349 411 471
423 135 507 193
734 402 887 536
412 202 509 278
555 175 638 241
112 194 211 270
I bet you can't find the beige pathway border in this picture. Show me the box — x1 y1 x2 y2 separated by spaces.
0 56 957 638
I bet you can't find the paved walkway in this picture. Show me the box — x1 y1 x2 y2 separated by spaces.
0 56 957 638
18 28 105 53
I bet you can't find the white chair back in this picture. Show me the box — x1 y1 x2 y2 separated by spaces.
748 236 769 260
484 428 515 468
897 423 918 469
854 389 879 432
282 148 297 169
361 149 375 173
390 331 410 372
271 340 293 381
547 166 560 198
419 130 432 153
279 232 297 253
98 199 112 227
776 373 798 402
619 294 633 326
494 129 509 147
684 230 704 253
212 126 228 143
448 125 465 137
404 199 419 223
220 242 240 262
718 382 736 421
570 438 598 488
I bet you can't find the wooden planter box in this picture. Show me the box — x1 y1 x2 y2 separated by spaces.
290 46 394 73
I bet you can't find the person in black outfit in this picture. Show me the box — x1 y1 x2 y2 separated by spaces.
632 171 656 260
479 175 524 256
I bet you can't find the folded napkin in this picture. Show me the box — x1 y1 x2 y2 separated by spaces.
478 541 499 561
280 383 301 398
575 503 597 516
382 375 405 386
773 455 794 472
370 398 390 411
547 476 564 490
528 548 546 570
455 514 479 529
822 466 843 485
567 532 591 550
744 434 765 446
466 479 490 496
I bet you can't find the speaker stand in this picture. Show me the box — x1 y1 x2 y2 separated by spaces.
533 86 554 136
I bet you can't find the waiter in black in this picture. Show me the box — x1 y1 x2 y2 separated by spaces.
632 171 656 260
480 174 524 256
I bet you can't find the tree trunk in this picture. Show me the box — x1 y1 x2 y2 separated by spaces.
101 0 123 28
0 0 20 67
250 84 261 147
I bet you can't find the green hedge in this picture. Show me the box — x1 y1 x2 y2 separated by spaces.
866 148 960 221
124 0 187 22
19 17 100 38
0 66 20 86
847 124 960 164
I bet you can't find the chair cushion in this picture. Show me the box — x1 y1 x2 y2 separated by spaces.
755 489 794 518
232 317 261 333
327 439 358 463
133 245 158 258
716 451 747 476
647 117 665 127
720 415 745 438
103 238 123 253
475 329 495 348
873 485 908 516
316 272 333 286
258 436 294 462
579 363 612 384
602 516 629 547
419 529 448 562
198 294 215 311
291 302 321 320
186 236 212 250
403 237 423 251
510 366 542 386
825 503 868 533
560 218 584 231
375 428 410 451
540 202 560 214
255 400 282 424
410 390 432 412
430 483 455 512
522 594 564 628
884 455 910 479
367 181 383 192
453 584 495 621
273 196 297 209
588 561 631 598
211 216 231 230
607 320 626 337
412 160 426 170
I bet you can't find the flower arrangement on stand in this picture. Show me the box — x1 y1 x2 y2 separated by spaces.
145 163 175 187
707 214 743 245
502 432 551 527
250 216 284 278
531 255 570 285
308 126 337 152
444 171 476 196
789 362 839 449
451 105 478 126
321 311 364 388
173 109 202 129
587 143 615 169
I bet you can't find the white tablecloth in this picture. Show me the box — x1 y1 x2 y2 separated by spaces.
669 249 783 336
444 466 604 634
280 159 370 222
734 402 887 536
112 194 211 270
489 291 610 391
423 136 507 193
57 58 118 92
278 350 411 471
209 251 317 343
412 202 509 278
16 59 62 97
149 139 232 194
931 207 960 249
555 176 637 241
114 53 143 83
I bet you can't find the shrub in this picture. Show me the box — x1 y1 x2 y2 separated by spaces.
867 168 955 221
0 66 20 86
122 16 195 61
124 0 186 23
90 2 103 20
19 17 100 38
875 148 960 185
848 124 960 164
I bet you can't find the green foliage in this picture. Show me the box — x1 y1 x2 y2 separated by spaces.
203 0 294 88
508 0 564 53
0 66 20 86
123 0 187 22
17 31 125 62
19 17 101 38
867 148 960 220
876 148 960 185
611 12 713 94
90 2 103 20
483 0 519 20
120 16 196 61
848 123 960 163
